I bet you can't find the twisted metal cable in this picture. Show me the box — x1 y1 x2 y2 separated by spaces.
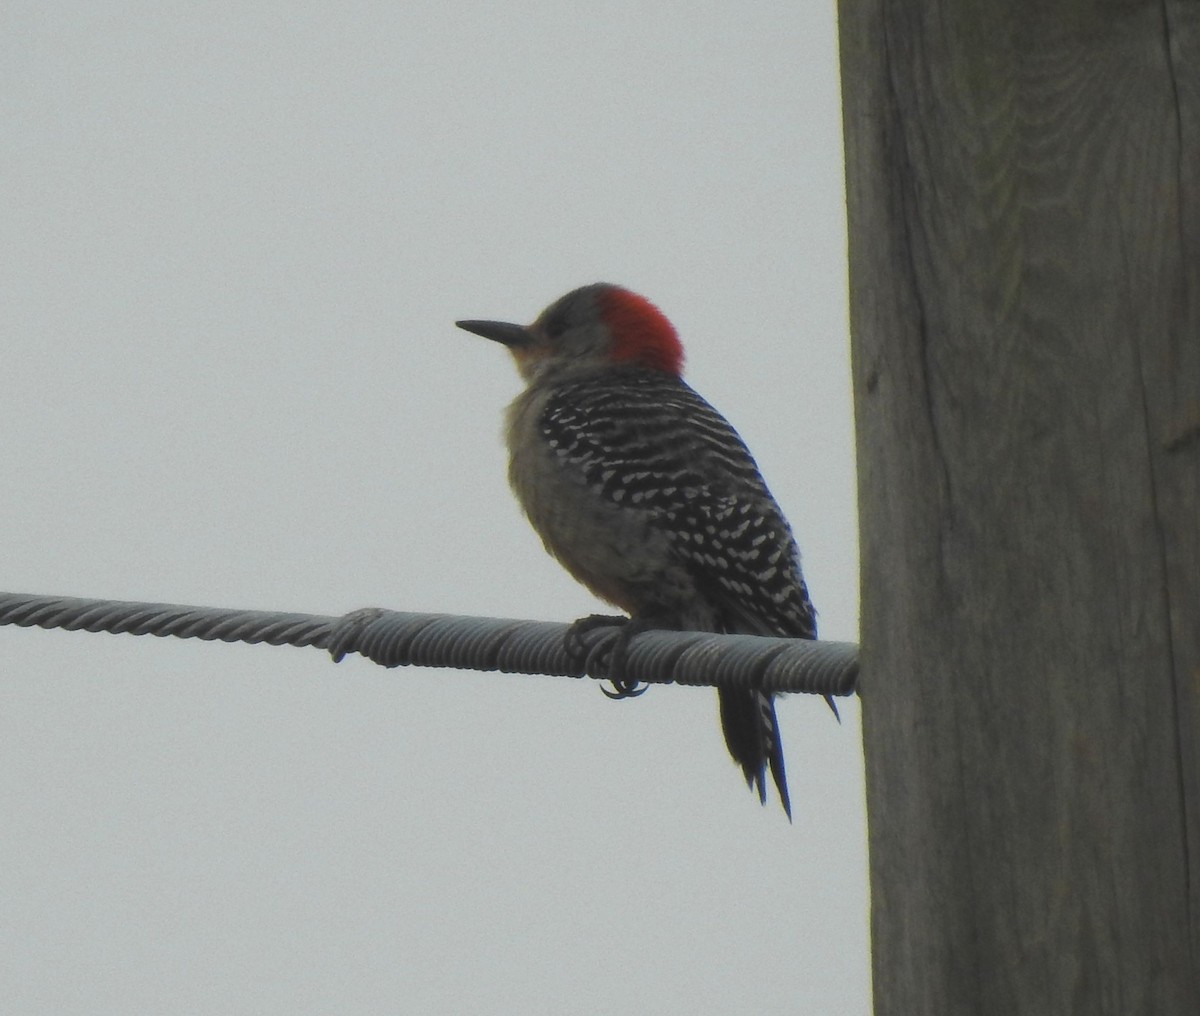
0 591 859 698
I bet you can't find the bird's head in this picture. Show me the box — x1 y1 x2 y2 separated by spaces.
457 283 685 382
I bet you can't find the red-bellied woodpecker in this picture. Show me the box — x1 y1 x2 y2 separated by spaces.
457 283 818 818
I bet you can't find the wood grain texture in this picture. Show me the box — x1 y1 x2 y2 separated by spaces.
840 1 1200 1012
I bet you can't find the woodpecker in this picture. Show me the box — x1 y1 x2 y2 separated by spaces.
458 283 818 818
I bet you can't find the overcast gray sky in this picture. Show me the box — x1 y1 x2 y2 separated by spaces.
2 3 865 1012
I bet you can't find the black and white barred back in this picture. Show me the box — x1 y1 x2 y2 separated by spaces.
539 366 816 817
540 368 816 637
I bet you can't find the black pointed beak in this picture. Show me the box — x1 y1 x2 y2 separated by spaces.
455 318 532 348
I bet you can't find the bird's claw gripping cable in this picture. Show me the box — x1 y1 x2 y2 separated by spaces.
564 614 648 698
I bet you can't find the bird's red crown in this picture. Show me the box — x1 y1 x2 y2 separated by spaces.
599 287 685 376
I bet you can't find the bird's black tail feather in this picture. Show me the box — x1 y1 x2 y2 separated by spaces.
718 687 791 820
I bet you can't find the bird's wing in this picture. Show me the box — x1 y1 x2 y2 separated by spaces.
540 369 816 639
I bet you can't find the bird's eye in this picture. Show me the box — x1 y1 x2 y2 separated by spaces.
541 307 571 339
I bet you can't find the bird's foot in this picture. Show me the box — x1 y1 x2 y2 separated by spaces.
564 614 648 698
563 613 628 662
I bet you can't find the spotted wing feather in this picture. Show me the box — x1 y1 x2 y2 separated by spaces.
539 368 814 818
539 368 816 640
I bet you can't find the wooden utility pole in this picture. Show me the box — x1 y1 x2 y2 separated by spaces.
840 2 1199 1012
